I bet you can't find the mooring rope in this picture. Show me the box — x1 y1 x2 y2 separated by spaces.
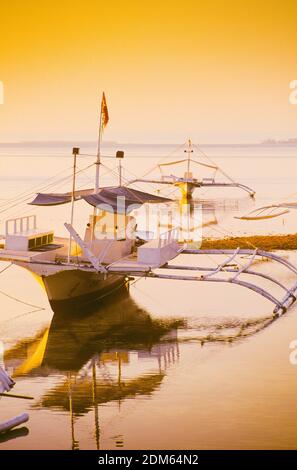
0 308 45 330
0 162 96 218
0 288 46 311
0 262 46 331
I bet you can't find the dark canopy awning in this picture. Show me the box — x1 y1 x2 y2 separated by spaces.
29 188 94 206
83 187 171 213
29 186 172 213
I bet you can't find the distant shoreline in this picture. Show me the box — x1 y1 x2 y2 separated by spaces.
1 140 297 148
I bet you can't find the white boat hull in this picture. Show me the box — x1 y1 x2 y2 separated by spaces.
14 261 126 314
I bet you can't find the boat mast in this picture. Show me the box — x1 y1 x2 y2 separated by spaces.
95 92 109 194
186 138 193 175
95 107 103 195
67 147 79 263
91 96 103 241
92 93 108 237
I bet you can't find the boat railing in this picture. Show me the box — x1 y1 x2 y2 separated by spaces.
161 175 176 182
98 239 114 263
5 215 37 236
158 227 180 248
202 177 215 184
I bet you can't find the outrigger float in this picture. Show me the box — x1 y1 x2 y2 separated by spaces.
128 139 256 200
235 202 297 221
0 214 297 315
0 366 29 436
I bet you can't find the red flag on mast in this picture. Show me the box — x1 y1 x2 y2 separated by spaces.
100 92 109 131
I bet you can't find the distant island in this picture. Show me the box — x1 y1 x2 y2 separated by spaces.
0 140 118 148
261 138 297 145
1 139 297 149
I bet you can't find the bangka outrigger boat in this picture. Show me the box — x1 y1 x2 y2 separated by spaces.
128 139 256 200
0 165 296 316
0 96 295 315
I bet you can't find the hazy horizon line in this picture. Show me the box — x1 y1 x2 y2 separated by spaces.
1 139 297 148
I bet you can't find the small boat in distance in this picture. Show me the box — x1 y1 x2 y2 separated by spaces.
235 197 297 221
128 139 255 200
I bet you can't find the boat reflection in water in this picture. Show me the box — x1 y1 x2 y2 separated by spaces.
151 196 254 250
4 287 182 449
2 259 275 448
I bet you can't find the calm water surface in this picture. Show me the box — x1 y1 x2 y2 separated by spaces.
1 143 297 449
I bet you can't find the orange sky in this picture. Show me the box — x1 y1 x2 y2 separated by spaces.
0 0 297 143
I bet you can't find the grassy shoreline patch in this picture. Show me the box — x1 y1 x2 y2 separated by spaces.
201 233 297 251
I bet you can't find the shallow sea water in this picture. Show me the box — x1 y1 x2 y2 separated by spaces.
1 143 297 449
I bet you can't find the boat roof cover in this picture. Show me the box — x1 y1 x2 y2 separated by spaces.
29 188 94 206
29 186 172 213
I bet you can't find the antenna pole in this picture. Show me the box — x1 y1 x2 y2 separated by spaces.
68 147 79 263
184 139 193 176
116 150 124 186
187 139 192 175
119 159 122 186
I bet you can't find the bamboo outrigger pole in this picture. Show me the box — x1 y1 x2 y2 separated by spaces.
0 392 33 400
0 414 29 434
